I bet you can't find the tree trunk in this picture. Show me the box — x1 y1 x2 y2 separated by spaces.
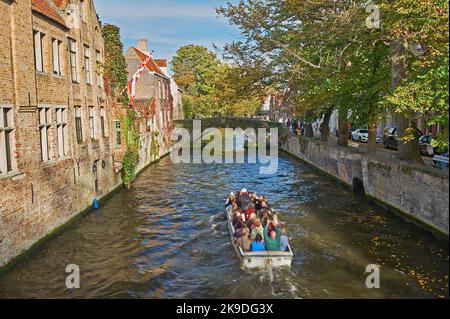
305 123 314 138
320 107 333 142
367 122 377 156
337 105 348 147
390 39 424 164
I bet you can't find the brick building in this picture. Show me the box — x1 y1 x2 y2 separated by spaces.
0 0 123 267
124 39 183 171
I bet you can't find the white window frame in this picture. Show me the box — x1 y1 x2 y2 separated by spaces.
84 45 92 85
100 107 106 138
80 0 87 22
38 106 52 162
88 106 95 140
114 121 121 148
69 38 78 82
0 105 15 175
96 50 103 88
52 38 62 76
34 30 45 72
74 107 83 143
56 107 67 158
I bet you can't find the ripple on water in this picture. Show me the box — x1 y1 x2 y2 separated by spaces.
0 155 448 299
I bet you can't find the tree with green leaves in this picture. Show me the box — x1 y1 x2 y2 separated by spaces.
218 0 448 163
171 44 264 118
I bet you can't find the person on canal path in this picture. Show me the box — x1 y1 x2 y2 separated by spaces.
250 234 265 252
236 228 252 252
264 222 281 251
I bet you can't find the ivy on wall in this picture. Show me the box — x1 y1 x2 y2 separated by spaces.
102 24 129 104
150 131 160 161
120 110 140 189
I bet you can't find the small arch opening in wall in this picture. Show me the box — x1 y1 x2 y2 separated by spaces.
353 177 365 196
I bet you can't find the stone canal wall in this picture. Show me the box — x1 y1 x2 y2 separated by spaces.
281 134 449 236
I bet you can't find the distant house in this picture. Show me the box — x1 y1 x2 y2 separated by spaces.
261 94 294 123
124 39 184 171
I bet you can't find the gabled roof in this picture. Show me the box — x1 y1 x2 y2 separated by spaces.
132 48 168 78
32 0 66 27
51 0 68 10
155 59 168 68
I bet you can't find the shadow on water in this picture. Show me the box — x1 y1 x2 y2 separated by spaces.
0 154 448 299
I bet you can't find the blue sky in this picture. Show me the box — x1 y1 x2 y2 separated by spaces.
95 0 241 62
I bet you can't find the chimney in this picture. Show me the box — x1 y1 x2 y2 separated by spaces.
136 39 149 54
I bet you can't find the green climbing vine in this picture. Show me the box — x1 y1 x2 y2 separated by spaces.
120 110 140 188
102 24 129 103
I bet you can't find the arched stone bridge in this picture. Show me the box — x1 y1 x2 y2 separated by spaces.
173 117 282 131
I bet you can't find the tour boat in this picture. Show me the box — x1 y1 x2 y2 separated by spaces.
226 208 294 269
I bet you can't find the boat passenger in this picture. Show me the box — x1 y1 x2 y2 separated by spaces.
231 202 239 214
245 203 256 221
236 228 252 252
264 222 281 251
250 234 265 252
280 227 289 252
225 192 236 208
234 219 247 237
251 219 264 241
237 189 251 210
232 210 241 227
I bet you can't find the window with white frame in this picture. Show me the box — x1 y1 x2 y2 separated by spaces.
52 38 62 75
0 106 14 175
56 107 67 158
34 30 45 72
38 106 51 162
84 45 92 85
114 121 121 148
96 50 103 88
88 106 95 139
68 38 78 82
100 107 106 138
74 107 83 143
80 0 87 22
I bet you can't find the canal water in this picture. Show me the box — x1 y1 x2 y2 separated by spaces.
0 154 448 299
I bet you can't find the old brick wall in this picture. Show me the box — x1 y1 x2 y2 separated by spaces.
0 0 123 268
282 133 449 235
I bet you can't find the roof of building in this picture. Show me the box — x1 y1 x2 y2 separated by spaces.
132 48 168 79
155 59 168 68
51 0 68 10
32 0 66 27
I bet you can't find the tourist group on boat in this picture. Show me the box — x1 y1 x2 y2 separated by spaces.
226 189 290 253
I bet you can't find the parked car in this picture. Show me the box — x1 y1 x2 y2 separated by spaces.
419 134 436 157
351 129 369 143
382 127 398 149
382 127 423 150
433 152 449 169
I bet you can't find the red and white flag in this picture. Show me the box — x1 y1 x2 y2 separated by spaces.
128 55 152 106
